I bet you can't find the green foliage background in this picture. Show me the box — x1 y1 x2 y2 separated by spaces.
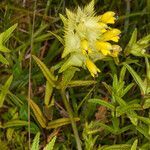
0 0 150 149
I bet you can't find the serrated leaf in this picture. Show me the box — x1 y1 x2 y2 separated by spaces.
0 75 13 107
66 8 76 20
0 53 9 64
32 55 56 87
31 132 40 150
44 136 57 150
46 117 80 129
88 98 115 111
59 14 67 25
68 80 96 87
30 99 46 128
84 0 95 16
124 63 146 95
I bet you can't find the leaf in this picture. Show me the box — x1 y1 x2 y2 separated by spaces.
131 139 138 150
32 55 56 87
60 67 80 88
121 83 134 97
2 120 28 128
136 116 150 125
31 132 40 150
30 99 46 128
98 144 131 150
0 75 13 107
59 53 83 72
68 80 96 87
46 117 80 129
6 128 14 141
116 104 141 117
136 125 150 140
124 28 137 55
0 23 18 44
59 14 67 25
84 0 95 16
114 96 126 106
119 66 126 83
44 81 53 106
102 82 112 94
0 53 9 64
98 123 115 134
88 99 115 111
143 98 150 109
124 63 146 95
117 125 133 134
0 45 10 52
145 57 150 80
44 136 57 150
48 31 64 45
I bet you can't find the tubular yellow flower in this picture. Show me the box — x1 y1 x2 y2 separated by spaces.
81 39 92 55
81 39 89 50
86 59 100 77
99 22 108 33
95 41 112 55
110 45 122 57
100 11 116 24
102 29 121 42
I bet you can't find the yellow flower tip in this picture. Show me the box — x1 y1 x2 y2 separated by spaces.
81 39 89 51
102 28 121 42
95 41 112 55
81 39 93 55
110 45 122 57
100 11 116 24
99 22 108 33
86 59 100 77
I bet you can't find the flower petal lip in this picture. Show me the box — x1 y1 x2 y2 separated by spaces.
86 59 100 77
102 28 121 42
100 11 116 24
95 41 112 55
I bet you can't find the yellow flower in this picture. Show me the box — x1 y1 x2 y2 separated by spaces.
86 59 100 77
110 45 122 57
95 41 112 55
99 22 107 33
81 39 89 50
102 29 121 42
100 11 116 24
81 39 92 55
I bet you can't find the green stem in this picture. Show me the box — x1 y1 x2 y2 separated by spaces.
60 89 82 150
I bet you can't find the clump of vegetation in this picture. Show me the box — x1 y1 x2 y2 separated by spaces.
0 0 150 149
